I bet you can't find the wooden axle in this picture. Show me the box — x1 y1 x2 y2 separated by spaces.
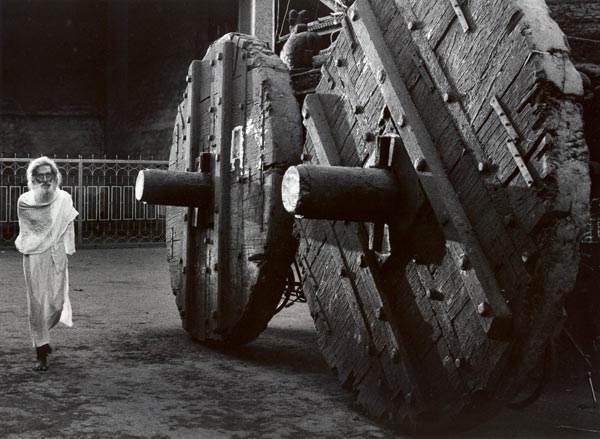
282 164 402 222
135 169 212 207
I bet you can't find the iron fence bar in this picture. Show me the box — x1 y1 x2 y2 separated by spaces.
77 156 83 247
0 156 169 249
0 157 169 165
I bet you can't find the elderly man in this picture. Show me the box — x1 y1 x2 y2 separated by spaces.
15 156 78 371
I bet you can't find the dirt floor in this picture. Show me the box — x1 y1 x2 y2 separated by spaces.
1 247 599 439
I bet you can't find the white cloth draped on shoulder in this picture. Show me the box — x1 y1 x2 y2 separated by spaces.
15 189 78 347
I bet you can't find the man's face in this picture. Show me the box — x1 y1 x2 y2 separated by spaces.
32 165 57 192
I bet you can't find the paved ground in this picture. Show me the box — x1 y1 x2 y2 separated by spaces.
0 247 599 438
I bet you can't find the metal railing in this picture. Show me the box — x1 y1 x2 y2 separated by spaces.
0 156 169 248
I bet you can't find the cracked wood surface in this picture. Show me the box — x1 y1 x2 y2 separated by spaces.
296 0 589 432
165 34 302 344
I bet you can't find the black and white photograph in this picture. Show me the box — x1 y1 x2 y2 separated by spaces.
1 0 599 437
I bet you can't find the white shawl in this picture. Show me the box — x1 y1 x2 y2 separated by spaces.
15 189 78 255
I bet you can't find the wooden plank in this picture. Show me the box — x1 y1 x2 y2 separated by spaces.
211 41 234 336
302 94 341 166
184 59 204 336
301 83 431 415
351 1 512 338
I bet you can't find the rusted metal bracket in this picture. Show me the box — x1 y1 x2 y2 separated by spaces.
410 51 436 91
448 0 470 33
350 1 513 340
342 14 358 50
490 95 535 188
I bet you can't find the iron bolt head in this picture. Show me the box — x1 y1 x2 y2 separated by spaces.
376 306 386 321
391 348 400 363
359 254 368 268
377 69 386 83
185 75 192 83
414 158 427 172
364 132 375 142
503 214 515 227
351 10 359 21
335 58 345 67
455 358 462 368
460 255 470 270
443 92 452 102
477 301 490 316
367 342 377 356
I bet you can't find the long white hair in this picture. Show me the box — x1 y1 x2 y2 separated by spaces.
26 156 62 191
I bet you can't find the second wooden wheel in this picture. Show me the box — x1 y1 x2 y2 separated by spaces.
159 34 302 344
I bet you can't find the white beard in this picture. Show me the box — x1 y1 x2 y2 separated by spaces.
32 181 57 204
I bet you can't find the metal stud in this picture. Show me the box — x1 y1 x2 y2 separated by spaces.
503 214 515 227
185 75 192 83
460 255 470 270
477 301 490 316
478 161 491 173
359 254 368 268
414 158 426 172
376 306 386 321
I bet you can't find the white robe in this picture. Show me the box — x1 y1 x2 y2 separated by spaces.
15 189 78 347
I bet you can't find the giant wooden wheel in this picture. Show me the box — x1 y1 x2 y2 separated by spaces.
138 34 302 344
283 0 590 431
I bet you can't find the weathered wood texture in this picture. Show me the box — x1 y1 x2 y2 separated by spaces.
296 0 589 431
165 34 302 344
282 165 403 222
135 169 212 207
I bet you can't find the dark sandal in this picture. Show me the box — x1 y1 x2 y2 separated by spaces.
32 344 51 371
32 361 48 372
